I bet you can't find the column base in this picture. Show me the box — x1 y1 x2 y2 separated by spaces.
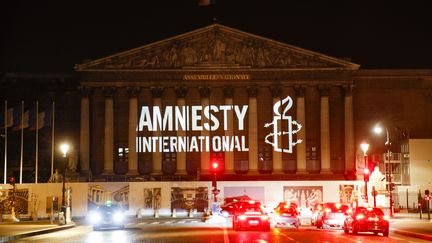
102 170 113 175
320 169 333 174
296 169 308 174
126 170 138 176
175 170 187 175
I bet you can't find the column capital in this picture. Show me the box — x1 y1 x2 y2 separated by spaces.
103 87 116 98
222 86 235 98
175 86 188 98
270 85 282 98
247 86 258 97
126 87 141 97
342 84 354 96
151 87 164 98
318 85 330 96
78 86 93 97
199 86 211 98
294 85 306 97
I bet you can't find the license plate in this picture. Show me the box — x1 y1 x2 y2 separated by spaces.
249 220 259 224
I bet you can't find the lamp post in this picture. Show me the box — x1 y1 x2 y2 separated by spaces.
374 125 393 217
361 143 370 204
60 143 69 223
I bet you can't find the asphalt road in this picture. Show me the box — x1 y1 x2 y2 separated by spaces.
13 218 432 243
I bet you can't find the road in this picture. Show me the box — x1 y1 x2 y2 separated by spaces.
14 218 431 243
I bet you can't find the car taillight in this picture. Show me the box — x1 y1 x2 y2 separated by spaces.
356 214 365 220
346 208 352 214
383 215 390 221
238 215 247 220
261 215 269 221
325 208 331 213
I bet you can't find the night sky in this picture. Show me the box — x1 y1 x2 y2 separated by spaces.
2 1 432 73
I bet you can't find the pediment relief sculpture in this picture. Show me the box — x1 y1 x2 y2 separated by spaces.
76 24 358 71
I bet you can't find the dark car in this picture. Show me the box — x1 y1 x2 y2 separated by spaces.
343 207 389 236
221 200 262 217
316 203 351 229
88 203 126 230
272 203 300 228
232 201 270 231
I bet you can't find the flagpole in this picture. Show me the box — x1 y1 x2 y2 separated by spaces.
35 101 39 183
3 100 7 184
51 101 55 176
20 101 24 184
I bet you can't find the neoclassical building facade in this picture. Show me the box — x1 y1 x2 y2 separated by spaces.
75 24 364 181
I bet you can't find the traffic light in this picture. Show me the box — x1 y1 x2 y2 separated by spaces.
363 168 370 182
210 159 220 174
8 176 15 186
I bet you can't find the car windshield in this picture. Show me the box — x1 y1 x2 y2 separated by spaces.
238 205 263 214
324 203 349 213
99 205 121 212
357 207 384 216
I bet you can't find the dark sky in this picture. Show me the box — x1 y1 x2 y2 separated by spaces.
2 0 432 73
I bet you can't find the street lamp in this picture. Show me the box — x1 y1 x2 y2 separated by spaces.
374 124 393 217
361 143 370 204
60 143 69 222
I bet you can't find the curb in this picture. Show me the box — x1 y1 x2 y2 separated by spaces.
393 229 432 241
0 223 75 242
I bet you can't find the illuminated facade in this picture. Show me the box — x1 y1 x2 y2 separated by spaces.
2 24 432 184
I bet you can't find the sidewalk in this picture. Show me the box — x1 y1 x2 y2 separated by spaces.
0 220 75 242
390 212 432 241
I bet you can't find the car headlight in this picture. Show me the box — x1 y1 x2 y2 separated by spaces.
113 211 124 222
89 211 101 224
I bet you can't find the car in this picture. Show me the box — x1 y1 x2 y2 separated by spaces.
272 203 300 228
232 201 270 231
221 200 262 217
343 207 389 236
315 203 351 229
88 202 126 230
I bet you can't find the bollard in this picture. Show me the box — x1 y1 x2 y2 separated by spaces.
189 209 193 218
136 208 142 219
172 208 177 218
155 209 159 218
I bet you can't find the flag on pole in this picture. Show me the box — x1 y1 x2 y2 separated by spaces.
0 108 13 128
12 107 29 131
29 109 48 130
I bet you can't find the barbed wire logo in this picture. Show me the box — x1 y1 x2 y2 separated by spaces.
264 96 302 153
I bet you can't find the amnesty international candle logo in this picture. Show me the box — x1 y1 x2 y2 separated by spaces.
264 96 302 153
136 105 249 153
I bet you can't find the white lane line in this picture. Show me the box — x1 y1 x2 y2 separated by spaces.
150 222 160 225
331 233 362 243
272 228 295 242
223 221 230 243
390 236 404 240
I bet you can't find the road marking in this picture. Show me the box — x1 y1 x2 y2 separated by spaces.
223 221 230 243
390 236 404 240
272 228 295 241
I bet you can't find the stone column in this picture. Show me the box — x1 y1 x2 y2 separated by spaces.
175 86 188 175
270 86 283 173
223 87 235 174
103 87 116 174
319 85 331 174
247 86 258 173
151 87 164 175
294 85 307 174
199 86 210 174
127 87 140 175
79 86 91 175
344 84 355 175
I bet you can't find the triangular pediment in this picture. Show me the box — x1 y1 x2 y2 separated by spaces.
75 24 359 71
